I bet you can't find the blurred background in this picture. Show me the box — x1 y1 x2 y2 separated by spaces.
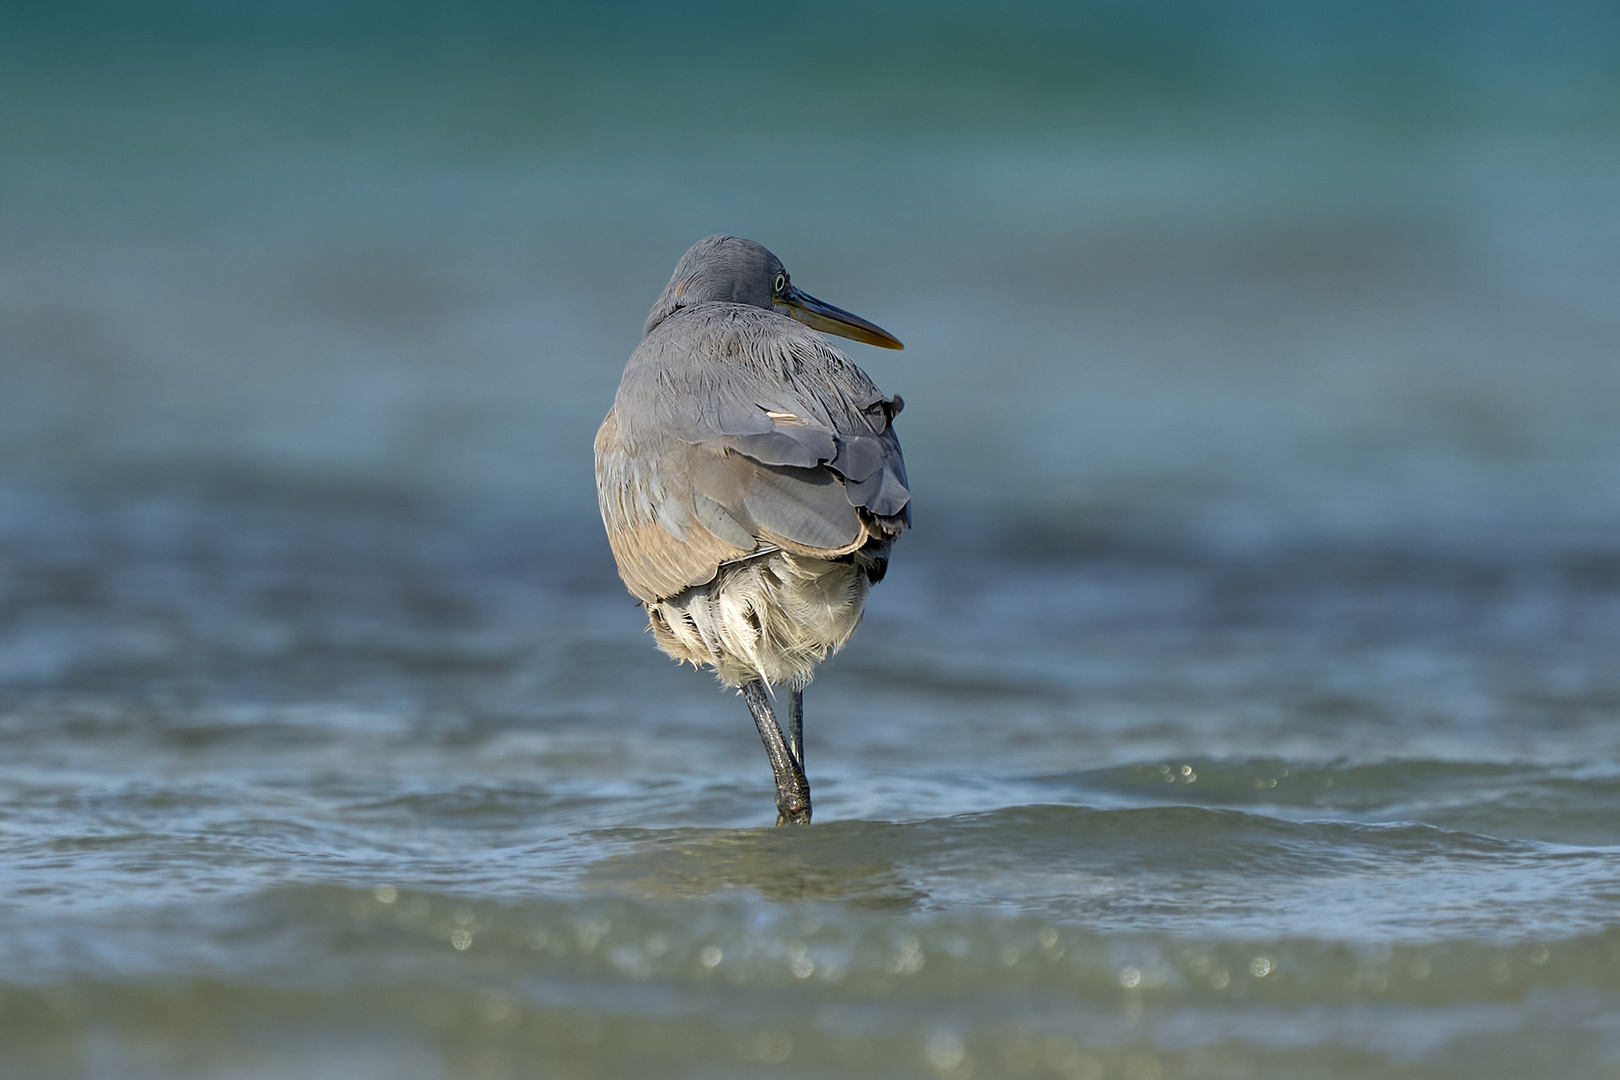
3 2 1620 1078
5 0 1617 540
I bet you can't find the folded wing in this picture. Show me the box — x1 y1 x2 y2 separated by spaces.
595 305 909 604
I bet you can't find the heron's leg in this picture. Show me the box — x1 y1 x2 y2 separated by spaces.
742 680 811 826
786 688 804 768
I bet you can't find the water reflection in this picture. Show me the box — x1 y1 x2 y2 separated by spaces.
585 824 927 909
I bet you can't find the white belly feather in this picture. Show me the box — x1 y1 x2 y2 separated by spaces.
646 550 874 688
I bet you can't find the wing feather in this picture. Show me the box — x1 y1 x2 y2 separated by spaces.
690 452 864 553
595 411 752 604
596 304 910 603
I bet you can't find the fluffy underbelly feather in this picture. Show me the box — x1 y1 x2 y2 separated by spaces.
645 550 873 688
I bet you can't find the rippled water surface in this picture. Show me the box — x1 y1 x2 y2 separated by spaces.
5 2 1620 1077
5 487 1620 1078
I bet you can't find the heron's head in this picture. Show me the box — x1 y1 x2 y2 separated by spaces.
644 234 903 349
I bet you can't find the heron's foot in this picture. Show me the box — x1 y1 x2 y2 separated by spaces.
743 680 812 826
775 791 812 827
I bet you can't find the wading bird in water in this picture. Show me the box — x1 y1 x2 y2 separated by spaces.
594 235 909 824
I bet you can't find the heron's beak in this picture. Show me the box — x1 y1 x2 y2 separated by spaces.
782 286 904 350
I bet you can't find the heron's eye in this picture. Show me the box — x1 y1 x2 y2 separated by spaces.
772 272 787 297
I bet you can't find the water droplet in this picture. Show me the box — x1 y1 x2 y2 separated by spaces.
925 1030 965 1072
754 1031 793 1064
699 945 723 968
476 990 516 1026
575 916 611 952
450 929 472 951
1211 969 1230 989
373 885 397 904
1118 966 1142 988
1250 956 1272 978
887 934 926 974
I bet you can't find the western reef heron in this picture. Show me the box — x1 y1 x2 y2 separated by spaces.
594 235 908 824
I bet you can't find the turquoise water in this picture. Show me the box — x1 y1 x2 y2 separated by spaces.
3 3 1620 1077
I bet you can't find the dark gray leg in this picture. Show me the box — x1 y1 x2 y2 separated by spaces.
786 688 804 767
742 680 811 825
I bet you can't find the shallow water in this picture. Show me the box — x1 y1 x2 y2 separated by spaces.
5 3 1620 1077
3 485 1620 1078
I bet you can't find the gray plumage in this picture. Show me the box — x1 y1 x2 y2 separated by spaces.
594 234 908 824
